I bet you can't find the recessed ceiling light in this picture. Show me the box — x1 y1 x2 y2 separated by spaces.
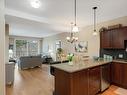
31 0 41 8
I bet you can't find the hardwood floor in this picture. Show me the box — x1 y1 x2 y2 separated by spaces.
6 65 54 95
6 64 126 95
100 85 119 95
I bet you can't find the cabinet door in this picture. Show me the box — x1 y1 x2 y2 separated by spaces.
121 64 127 88
111 63 122 85
88 67 101 95
72 70 89 95
54 69 71 95
100 31 111 49
112 29 125 49
122 27 127 40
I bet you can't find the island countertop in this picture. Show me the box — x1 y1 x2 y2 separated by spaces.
51 59 112 73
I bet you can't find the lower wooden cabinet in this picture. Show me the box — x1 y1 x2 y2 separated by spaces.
111 62 122 85
111 62 127 89
121 63 127 88
72 70 89 95
54 66 101 95
53 62 127 95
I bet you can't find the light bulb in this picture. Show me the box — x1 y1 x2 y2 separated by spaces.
75 37 78 40
72 25 79 33
93 32 97 36
66 37 70 40
72 37 75 39
31 0 41 8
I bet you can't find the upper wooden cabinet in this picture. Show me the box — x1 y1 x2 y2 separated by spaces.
100 27 127 49
100 30 111 48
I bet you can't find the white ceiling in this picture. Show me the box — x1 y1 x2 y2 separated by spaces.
5 0 127 38
5 15 68 37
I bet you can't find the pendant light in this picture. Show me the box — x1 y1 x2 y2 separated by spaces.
93 7 98 36
72 0 79 32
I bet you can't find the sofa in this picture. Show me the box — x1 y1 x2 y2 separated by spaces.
18 56 42 70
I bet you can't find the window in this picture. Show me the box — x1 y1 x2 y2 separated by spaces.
28 41 38 56
55 40 61 51
15 40 39 58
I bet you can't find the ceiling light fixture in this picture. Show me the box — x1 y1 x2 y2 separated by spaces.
72 0 79 33
31 0 41 8
93 7 98 36
66 23 78 43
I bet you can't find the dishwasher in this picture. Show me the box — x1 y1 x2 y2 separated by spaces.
101 64 111 91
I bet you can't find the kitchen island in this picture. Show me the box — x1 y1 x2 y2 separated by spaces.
51 59 112 95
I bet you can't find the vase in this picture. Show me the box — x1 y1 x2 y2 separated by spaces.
68 61 73 65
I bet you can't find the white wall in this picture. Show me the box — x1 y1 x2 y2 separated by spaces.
5 24 9 63
43 32 76 60
43 16 127 59
0 0 5 94
80 16 127 58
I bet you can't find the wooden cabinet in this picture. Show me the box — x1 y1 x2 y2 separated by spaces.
53 66 101 95
112 28 126 49
54 68 89 95
54 69 71 95
100 30 111 48
121 64 127 88
72 70 89 95
100 27 127 49
88 66 101 95
111 62 127 89
111 62 122 85
121 27 127 40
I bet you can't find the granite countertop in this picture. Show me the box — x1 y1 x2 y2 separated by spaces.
51 59 127 73
51 59 112 73
113 59 127 64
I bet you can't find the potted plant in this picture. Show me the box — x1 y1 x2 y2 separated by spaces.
57 48 63 55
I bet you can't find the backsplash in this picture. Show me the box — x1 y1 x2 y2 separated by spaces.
100 49 127 59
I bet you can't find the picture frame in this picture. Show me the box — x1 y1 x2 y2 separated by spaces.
75 41 88 53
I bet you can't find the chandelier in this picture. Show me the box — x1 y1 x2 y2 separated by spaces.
66 23 78 43
66 0 79 43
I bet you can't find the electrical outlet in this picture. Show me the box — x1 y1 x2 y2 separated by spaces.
119 54 123 58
